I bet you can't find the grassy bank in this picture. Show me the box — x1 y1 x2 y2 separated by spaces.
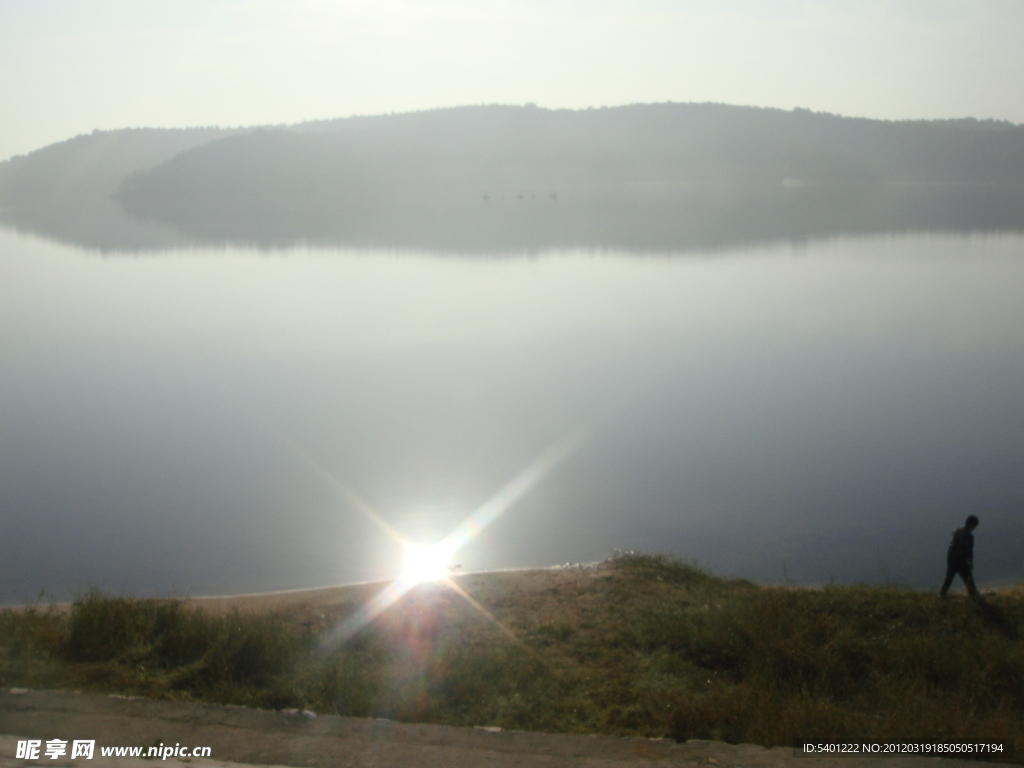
3 554 1023 754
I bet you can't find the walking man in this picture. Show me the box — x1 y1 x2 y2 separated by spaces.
940 515 980 599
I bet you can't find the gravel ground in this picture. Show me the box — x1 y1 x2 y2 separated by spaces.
0 689 995 768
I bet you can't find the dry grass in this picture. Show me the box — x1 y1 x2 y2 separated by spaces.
2 554 1022 758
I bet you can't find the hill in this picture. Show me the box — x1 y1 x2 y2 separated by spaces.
0 126 243 250
3 104 1024 252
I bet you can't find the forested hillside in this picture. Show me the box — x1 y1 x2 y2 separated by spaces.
3 104 1023 252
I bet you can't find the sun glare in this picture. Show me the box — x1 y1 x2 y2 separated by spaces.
317 434 585 650
399 541 454 585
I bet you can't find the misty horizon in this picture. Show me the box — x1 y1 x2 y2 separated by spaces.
2 102 1023 254
5 100 1024 165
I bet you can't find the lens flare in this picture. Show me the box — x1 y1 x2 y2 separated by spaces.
399 541 456 585
317 429 589 652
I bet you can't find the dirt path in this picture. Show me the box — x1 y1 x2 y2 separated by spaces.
0 690 994 768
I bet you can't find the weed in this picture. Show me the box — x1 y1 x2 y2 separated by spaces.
2 554 1022 759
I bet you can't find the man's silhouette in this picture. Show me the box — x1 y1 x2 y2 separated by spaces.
940 515 980 599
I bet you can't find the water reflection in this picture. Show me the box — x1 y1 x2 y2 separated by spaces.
2 183 1023 254
0 230 1022 604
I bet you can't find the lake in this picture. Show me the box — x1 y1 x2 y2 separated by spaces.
1 228 1022 604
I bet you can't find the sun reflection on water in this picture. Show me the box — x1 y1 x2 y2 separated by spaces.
399 540 458 585
317 430 587 652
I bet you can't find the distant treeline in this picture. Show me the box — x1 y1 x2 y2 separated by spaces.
2 104 1024 253
0 126 241 251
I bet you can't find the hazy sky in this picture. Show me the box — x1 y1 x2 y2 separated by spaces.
2 0 1022 161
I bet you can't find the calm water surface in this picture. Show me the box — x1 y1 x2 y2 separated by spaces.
1 230 1022 603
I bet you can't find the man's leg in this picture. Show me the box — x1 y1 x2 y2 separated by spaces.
940 565 956 597
959 567 981 599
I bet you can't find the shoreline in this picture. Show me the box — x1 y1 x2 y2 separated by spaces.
6 560 1021 614
2 562 607 613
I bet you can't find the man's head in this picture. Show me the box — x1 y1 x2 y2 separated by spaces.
965 515 979 530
